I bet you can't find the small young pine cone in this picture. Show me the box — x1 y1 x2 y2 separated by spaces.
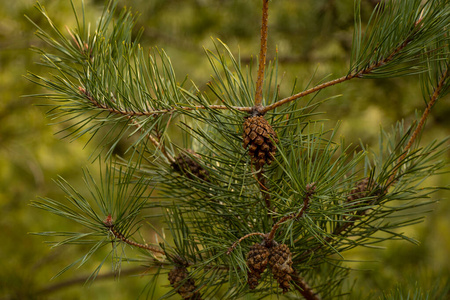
242 115 278 166
347 178 383 204
168 267 201 299
171 150 209 181
268 244 294 293
246 243 271 289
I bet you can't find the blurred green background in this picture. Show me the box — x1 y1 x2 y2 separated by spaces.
0 0 448 299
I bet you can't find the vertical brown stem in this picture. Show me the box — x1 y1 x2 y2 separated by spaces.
255 0 270 110
255 165 272 210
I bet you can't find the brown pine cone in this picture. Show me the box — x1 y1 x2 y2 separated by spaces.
246 243 270 289
347 178 383 204
168 266 201 299
242 115 278 166
171 149 209 181
268 244 294 293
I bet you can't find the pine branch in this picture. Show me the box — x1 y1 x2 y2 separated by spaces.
291 270 321 300
254 0 270 109
267 182 315 241
104 215 165 255
261 34 413 113
387 64 449 188
253 164 272 211
28 1 450 298
226 232 267 255
79 86 176 163
86 87 253 116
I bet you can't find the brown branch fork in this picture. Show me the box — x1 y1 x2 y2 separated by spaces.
227 182 316 254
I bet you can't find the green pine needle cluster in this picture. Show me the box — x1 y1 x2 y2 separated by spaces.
27 0 449 299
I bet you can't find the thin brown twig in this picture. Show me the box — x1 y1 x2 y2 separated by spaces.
88 95 253 116
261 36 413 114
108 226 165 255
228 183 315 255
128 117 176 164
79 87 176 163
262 74 355 114
267 183 315 240
255 0 270 109
104 216 165 255
386 65 449 189
252 163 272 211
226 232 267 254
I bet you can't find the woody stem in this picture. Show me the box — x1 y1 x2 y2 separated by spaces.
254 164 272 211
292 269 321 300
105 223 165 255
254 0 270 109
386 65 449 189
261 35 413 114
227 232 267 254
267 183 315 240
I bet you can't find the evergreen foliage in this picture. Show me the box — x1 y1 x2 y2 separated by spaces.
27 0 449 299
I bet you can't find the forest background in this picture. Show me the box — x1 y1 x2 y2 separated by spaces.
0 0 448 299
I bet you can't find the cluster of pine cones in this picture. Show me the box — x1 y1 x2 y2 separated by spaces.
246 242 294 293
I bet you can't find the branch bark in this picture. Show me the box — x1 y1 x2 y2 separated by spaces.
255 0 270 109
386 64 449 188
104 216 165 255
261 36 413 114
267 182 315 241
292 270 321 300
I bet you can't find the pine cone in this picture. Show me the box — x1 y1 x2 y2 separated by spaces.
268 244 294 293
171 150 209 181
242 115 278 166
168 267 201 299
347 178 383 204
246 243 270 289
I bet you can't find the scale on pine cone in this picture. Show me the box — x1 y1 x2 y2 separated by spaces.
242 114 278 166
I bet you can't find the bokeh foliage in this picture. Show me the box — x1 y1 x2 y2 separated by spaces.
0 0 448 299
